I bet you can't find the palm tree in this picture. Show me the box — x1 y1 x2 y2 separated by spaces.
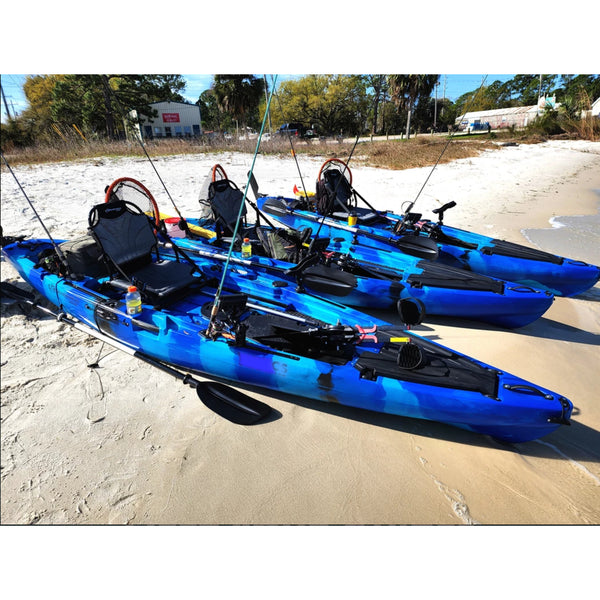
366 74 387 136
388 74 439 138
212 75 263 133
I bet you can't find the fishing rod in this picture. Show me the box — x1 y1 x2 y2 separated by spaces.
271 79 312 203
270 81 353 207
270 80 363 239
1 152 72 276
206 75 278 337
101 76 187 223
100 75 279 336
395 75 489 231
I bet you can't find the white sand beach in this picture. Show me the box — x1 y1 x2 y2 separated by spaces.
1 139 599 530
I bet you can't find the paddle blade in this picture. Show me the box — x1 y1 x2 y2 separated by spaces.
300 264 357 297
1 281 35 302
394 235 439 260
196 381 271 425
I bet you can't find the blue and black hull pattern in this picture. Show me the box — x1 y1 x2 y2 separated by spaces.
2 239 573 443
170 218 555 329
257 196 600 298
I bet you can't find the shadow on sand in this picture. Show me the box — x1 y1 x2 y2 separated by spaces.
238 382 600 462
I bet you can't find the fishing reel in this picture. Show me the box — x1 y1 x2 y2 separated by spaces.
393 212 422 235
36 247 65 276
204 293 249 346
335 253 356 270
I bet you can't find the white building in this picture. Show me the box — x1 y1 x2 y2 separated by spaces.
456 98 558 131
129 100 202 140
456 105 539 130
587 96 600 118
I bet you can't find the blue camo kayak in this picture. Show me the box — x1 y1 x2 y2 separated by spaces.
1 238 573 443
104 175 555 329
258 194 600 298
258 158 600 297
172 230 555 329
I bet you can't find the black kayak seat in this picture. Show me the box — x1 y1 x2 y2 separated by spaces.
324 169 353 206
88 200 198 306
208 179 247 239
316 168 353 216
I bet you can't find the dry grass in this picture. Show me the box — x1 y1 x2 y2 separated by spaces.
1 131 533 170
353 136 499 170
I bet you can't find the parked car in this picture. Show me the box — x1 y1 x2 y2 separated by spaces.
278 122 317 139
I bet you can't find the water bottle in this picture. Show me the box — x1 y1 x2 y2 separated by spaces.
126 285 142 316
348 212 358 226
241 238 252 258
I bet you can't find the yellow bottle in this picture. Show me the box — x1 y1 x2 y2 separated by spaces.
126 285 142 316
241 238 252 258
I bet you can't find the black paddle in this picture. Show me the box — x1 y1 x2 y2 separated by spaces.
0 281 271 425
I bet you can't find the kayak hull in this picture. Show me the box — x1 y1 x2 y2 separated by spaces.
2 239 572 443
257 196 600 297
173 224 555 329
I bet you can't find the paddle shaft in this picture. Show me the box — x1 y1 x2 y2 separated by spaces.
2 283 271 424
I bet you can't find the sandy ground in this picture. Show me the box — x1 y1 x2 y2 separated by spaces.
1 139 599 529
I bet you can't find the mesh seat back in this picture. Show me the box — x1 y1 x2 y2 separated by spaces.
316 169 353 215
324 169 353 209
89 201 156 271
89 200 199 306
208 179 247 237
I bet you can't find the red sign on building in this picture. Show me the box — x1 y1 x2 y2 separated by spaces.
162 113 180 123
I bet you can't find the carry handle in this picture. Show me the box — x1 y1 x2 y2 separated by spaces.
503 384 553 400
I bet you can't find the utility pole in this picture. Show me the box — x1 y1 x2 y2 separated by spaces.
1 83 13 120
434 81 439 130
439 75 446 119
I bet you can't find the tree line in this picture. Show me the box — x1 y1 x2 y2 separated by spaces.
2 74 599 149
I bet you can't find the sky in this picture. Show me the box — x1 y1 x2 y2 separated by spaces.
0 74 516 123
